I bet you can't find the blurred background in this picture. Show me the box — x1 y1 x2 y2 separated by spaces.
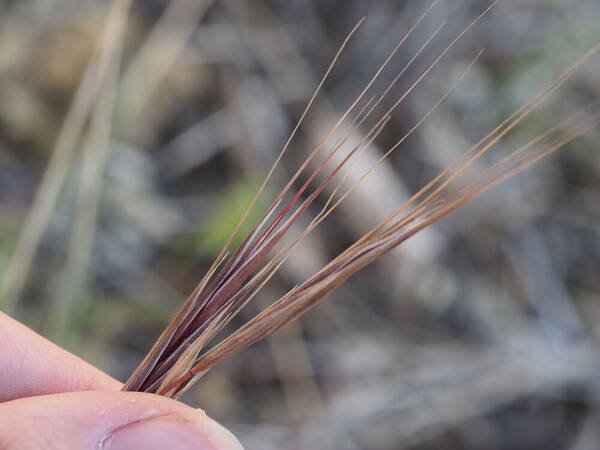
1 0 600 448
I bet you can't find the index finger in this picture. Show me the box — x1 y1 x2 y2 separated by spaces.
0 312 121 402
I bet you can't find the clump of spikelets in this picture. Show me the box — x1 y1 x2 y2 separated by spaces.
123 1 600 399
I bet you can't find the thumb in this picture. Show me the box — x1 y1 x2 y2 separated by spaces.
0 391 243 450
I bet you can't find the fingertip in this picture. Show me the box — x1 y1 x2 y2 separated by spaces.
0 391 243 450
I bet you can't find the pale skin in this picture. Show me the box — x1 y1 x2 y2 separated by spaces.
0 312 243 450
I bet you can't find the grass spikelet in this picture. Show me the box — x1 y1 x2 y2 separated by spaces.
123 1 599 399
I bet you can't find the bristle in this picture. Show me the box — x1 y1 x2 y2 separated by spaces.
124 1 599 398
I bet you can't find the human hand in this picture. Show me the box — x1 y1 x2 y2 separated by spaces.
0 312 242 450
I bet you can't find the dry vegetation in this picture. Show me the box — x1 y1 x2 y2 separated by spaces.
1 1 600 449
